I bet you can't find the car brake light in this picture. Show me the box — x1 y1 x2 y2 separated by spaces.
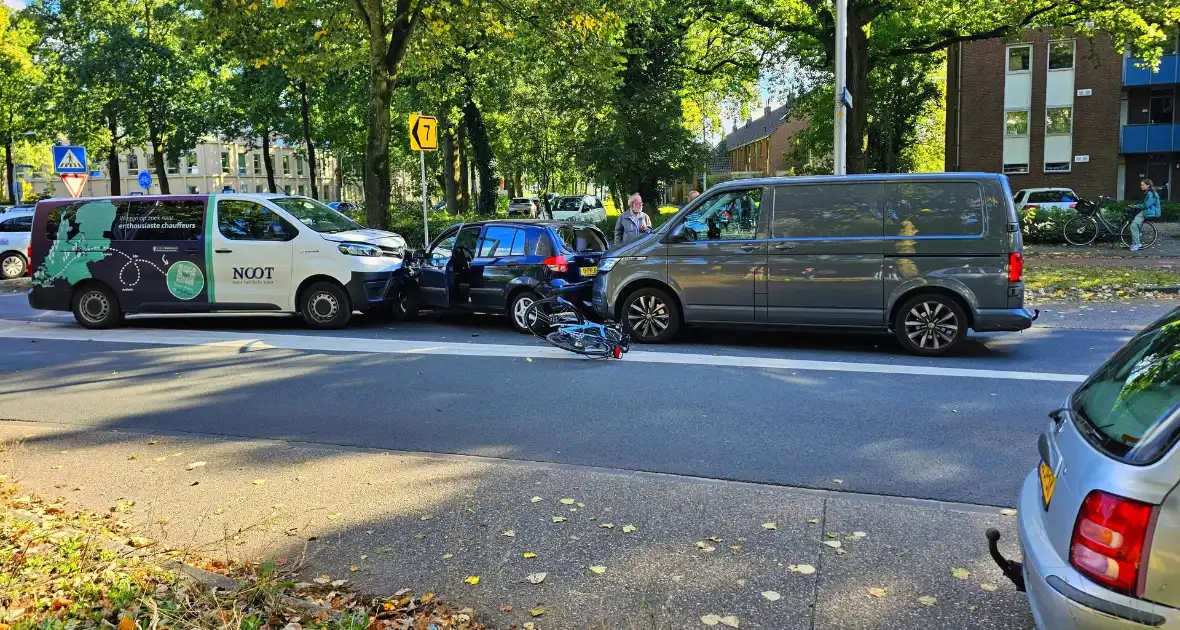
543 255 568 273
1007 252 1023 283
1069 490 1156 594
26 246 32 277
1022 204 1037 212
1068 203 1077 209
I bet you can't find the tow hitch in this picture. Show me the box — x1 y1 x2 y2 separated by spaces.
985 529 1026 592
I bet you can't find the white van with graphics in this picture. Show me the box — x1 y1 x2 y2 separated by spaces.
28 193 407 329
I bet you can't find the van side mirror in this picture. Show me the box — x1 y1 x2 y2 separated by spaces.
668 222 687 242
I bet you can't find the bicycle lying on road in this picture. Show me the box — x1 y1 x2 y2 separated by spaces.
523 280 631 359
1062 195 1157 249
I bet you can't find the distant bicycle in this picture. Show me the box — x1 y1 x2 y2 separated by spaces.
524 280 630 359
1062 196 1156 248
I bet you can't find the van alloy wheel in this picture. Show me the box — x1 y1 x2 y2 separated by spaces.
308 291 340 323
904 301 959 352
78 290 111 324
627 294 669 339
2 254 24 279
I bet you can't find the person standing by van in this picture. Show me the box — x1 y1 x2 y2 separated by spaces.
614 193 651 245
1129 179 1161 252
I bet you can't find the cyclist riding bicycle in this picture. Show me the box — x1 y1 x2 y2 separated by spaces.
1129 178 1161 252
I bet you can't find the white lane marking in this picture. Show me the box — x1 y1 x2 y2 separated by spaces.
0 319 1088 383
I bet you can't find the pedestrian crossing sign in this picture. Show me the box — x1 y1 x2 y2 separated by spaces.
52 146 88 174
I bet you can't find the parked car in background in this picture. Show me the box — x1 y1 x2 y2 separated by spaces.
0 206 34 279
989 306 1180 629
508 197 539 218
1014 188 1079 213
551 195 607 223
593 173 1035 355
396 219 609 332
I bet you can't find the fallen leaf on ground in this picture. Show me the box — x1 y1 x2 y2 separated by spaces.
788 564 816 575
823 540 842 549
762 522 777 530
127 536 152 548
442 554 453 559
832 479 844 484
420 514 434 520
502 530 516 537
530 496 542 503
118 616 137 630
313 575 330 585
622 524 637 533
127 455 138 461
709 536 721 542
463 576 480 585
147 440 158 445
701 614 722 626
719 615 740 628
331 579 347 587
327 512 341 520
868 587 887 597
807 518 820 524
694 541 716 552
153 457 166 462
252 479 266 485
523 552 537 559
413 533 425 540
552 516 566 523
171 452 184 457
589 565 607 574
500 605 513 612
186 461 206 470
968 604 979 611
825 531 837 538
525 572 546 584
559 498 575 505
851 531 867 539
529 607 545 617
51 465 63 470
349 566 358 572
599 523 614 529
918 595 938 606
981 583 998 592
1000 508 1017 516
762 591 781 602
525 358 533 363
951 568 969 580
730 545 741 552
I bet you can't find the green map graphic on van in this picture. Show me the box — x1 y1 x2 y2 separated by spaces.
166 260 204 300
33 200 117 286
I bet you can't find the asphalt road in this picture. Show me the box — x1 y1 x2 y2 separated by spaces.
1 294 1172 508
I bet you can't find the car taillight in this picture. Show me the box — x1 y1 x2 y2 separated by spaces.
1022 204 1037 212
1069 491 1156 594
543 255 568 273
1068 203 1077 209
26 246 32 277
1007 252 1023 282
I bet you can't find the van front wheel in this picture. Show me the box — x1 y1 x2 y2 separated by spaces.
621 287 679 343
72 284 122 329
894 294 967 356
301 282 352 329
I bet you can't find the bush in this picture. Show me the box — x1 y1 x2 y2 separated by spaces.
1019 206 1073 244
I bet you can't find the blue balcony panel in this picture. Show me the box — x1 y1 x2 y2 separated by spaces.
1121 124 1178 154
1124 54 1180 86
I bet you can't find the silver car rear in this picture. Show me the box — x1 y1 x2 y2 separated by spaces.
1013 309 1180 628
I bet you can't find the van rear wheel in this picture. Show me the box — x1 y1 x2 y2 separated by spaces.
72 283 122 329
301 282 352 329
894 294 967 356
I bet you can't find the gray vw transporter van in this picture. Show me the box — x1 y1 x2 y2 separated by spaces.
592 174 1036 356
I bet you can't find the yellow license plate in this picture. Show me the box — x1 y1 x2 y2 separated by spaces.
579 266 598 277
1039 461 1056 510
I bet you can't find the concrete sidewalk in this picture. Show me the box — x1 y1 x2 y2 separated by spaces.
1 421 1033 630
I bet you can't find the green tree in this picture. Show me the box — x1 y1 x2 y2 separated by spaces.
0 6 49 204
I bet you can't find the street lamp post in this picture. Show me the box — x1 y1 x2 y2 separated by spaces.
833 0 848 176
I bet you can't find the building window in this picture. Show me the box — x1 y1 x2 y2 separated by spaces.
237 152 247 175
282 156 290 176
1007 45 1031 73
253 154 261 175
283 184 291 195
256 185 264 193
128 153 139 171
187 185 199 194
1005 110 1030 136
166 154 179 175
186 151 198 174
1003 163 1030 174
297 184 305 196
1048 40 1074 70
221 151 230 174
1046 107 1073 135
1045 162 1071 173
240 185 249 193
1150 89 1174 125
296 157 304 176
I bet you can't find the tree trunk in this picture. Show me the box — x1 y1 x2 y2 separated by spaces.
638 178 659 215
261 129 277 193
298 82 319 200
4 138 14 205
463 97 497 216
363 62 392 228
846 11 870 174
442 115 460 213
149 125 170 194
107 113 121 197
457 122 468 212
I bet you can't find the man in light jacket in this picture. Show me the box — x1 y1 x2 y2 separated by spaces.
614 193 652 245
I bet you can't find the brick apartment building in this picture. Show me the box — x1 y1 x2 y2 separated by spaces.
726 103 807 175
946 28 1179 201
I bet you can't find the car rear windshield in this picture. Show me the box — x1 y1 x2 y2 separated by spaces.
555 226 606 253
1071 312 1180 465
1028 190 1076 203
556 198 581 213
272 197 361 234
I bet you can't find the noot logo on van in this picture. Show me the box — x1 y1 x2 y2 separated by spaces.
232 267 276 284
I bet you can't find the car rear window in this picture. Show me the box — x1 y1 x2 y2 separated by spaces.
1071 313 1180 465
556 226 607 253
1028 190 1076 203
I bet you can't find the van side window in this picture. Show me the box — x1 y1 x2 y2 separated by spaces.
772 183 881 238
217 201 297 242
113 200 204 241
887 182 984 237
681 189 761 241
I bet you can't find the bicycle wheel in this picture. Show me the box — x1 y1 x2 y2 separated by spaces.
523 297 584 338
1120 221 1157 249
546 330 612 357
1063 217 1099 246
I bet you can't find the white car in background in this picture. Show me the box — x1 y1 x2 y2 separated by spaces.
1014 188 1080 213
551 195 607 223
0 206 34 279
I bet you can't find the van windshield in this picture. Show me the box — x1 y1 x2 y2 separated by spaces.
272 197 361 234
1070 311 1180 465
